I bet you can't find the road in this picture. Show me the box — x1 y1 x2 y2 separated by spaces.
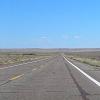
0 55 100 100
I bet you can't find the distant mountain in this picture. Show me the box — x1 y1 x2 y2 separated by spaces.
0 48 100 53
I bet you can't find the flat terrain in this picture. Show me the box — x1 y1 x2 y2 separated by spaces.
0 53 51 67
0 54 100 100
65 51 100 68
66 51 100 60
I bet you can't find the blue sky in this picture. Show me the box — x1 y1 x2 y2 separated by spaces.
0 0 100 48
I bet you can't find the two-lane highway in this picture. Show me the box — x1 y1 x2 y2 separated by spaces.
0 57 52 86
0 55 100 100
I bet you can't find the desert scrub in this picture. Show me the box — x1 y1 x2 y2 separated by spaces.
68 56 100 67
0 54 38 65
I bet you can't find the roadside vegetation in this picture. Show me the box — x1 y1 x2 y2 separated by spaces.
65 51 100 68
0 53 49 66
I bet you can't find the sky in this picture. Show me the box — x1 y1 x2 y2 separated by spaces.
0 0 100 48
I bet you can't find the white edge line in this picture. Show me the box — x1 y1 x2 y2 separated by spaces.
63 56 100 87
32 68 37 71
0 58 49 70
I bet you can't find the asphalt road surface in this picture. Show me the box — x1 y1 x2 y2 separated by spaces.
0 55 100 100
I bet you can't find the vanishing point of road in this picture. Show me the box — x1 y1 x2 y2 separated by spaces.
0 55 100 100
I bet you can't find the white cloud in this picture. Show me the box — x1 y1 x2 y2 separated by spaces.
62 35 69 40
62 34 81 40
33 36 52 48
40 36 47 39
74 35 80 39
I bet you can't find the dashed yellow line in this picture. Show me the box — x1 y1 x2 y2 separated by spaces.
10 74 24 81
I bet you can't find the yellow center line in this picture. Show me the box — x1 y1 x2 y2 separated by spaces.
9 57 52 81
10 74 24 81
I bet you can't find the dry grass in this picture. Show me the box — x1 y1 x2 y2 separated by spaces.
0 53 47 65
66 54 100 68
